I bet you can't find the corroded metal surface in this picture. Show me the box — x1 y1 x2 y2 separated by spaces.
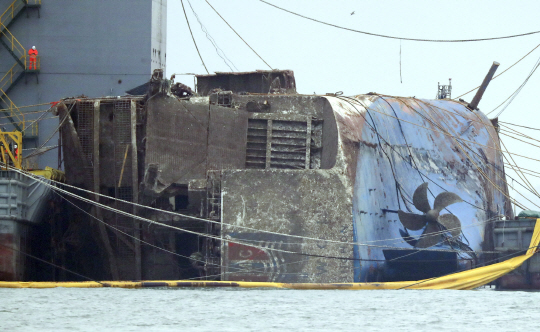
221 93 509 282
56 70 512 283
144 96 209 193
221 169 354 283
328 95 509 281
196 70 297 96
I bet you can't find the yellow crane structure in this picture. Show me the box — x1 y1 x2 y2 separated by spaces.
0 129 21 169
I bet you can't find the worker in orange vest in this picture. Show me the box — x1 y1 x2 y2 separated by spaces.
28 46 38 70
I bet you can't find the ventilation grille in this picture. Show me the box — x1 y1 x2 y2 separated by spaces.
246 115 319 169
246 119 268 169
270 120 308 169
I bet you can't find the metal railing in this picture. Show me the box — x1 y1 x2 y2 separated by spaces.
25 0 42 6
26 54 40 70
0 62 23 92
0 0 40 138
0 71 39 137
0 92 39 138
0 0 25 28
0 88 25 127
24 120 38 137
0 22 26 64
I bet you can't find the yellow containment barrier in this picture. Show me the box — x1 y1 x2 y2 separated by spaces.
2 219 539 290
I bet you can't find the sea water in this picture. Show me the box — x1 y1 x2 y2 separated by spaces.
1 287 539 331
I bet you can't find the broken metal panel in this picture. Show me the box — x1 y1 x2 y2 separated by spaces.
196 70 297 96
209 91 233 107
234 94 325 117
143 96 250 196
59 96 144 281
57 104 87 187
207 106 248 171
326 95 510 281
220 169 354 283
144 96 209 193
55 71 513 283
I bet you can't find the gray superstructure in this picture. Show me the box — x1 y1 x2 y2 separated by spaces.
0 0 167 168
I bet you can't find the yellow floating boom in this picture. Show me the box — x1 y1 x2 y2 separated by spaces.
2 219 539 290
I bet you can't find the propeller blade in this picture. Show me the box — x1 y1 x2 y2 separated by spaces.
437 214 462 238
413 182 431 213
398 210 427 230
399 228 418 247
415 222 441 248
433 192 462 213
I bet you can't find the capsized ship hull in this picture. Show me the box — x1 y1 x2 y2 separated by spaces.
330 95 509 281
219 93 509 283
57 70 511 282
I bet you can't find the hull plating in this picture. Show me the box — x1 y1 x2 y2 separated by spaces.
329 95 508 282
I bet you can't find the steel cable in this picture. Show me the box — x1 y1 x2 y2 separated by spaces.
181 0 209 74
205 0 272 70
487 53 540 117
9 165 503 254
454 42 540 100
187 0 238 72
260 0 540 42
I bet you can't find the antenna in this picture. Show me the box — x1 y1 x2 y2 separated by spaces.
437 78 452 99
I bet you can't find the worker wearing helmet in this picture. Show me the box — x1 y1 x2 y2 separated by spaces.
28 46 38 70
13 144 18 161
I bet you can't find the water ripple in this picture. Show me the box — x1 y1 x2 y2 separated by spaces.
1 288 540 331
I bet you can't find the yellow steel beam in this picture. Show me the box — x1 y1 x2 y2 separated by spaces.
0 130 22 169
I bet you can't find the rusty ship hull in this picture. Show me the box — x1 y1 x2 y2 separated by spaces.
55 70 511 283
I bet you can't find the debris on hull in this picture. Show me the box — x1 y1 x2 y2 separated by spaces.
55 69 512 282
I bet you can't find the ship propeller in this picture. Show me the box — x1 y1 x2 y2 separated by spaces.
397 182 463 248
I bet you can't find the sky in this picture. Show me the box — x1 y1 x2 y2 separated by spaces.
166 0 540 213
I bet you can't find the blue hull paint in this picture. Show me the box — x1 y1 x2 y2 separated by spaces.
329 96 508 282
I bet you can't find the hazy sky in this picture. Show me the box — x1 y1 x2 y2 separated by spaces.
166 0 540 212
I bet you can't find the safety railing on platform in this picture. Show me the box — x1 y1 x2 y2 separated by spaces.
0 0 40 138
24 120 38 137
26 0 42 6
0 0 25 28
0 22 26 64
25 54 40 71
0 92 39 138
0 63 23 92
0 88 25 127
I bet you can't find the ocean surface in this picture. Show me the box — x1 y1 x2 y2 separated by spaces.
1 287 539 331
